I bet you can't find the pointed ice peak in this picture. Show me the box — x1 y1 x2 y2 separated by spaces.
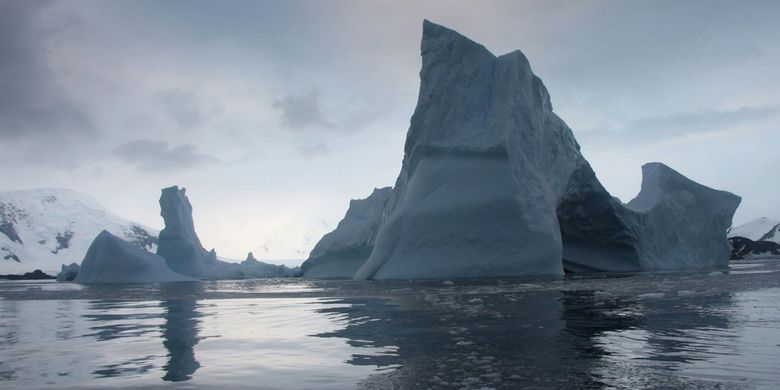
626 162 740 213
93 229 112 242
159 185 194 226
640 162 706 193
161 185 187 198
75 229 194 284
420 19 494 61
497 49 533 74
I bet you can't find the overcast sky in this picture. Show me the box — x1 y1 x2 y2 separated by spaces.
1 0 778 265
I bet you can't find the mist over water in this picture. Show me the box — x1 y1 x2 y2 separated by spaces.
1 259 779 389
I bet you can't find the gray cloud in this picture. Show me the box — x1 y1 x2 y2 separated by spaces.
0 1 778 259
155 89 205 130
0 0 93 140
273 91 333 130
113 140 217 172
578 106 780 149
296 143 330 158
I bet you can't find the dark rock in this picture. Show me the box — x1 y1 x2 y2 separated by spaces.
0 202 24 244
729 236 780 260
126 225 158 251
51 230 74 254
0 269 55 280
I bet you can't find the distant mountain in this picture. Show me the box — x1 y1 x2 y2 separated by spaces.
0 188 158 274
758 223 780 245
728 217 780 241
729 237 780 260
728 217 780 259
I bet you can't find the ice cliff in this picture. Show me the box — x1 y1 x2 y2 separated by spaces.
301 187 392 278
157 186 213 278
74 230 194 283
311 20 739 280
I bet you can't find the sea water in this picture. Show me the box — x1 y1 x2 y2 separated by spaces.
1 258 779 389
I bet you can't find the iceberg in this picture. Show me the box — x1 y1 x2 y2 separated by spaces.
238 252 299 278
560 162 741 272
56 262 80 281
301 187 392 278
157 186 213 278
75 230 194 284
342 20 740 280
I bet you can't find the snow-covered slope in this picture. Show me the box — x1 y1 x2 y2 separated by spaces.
728 217 780 241
758 223 780 244
0 188 158 274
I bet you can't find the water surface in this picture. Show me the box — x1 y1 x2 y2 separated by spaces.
1 259 780 389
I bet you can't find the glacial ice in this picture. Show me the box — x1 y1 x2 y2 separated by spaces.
74 230 194 284
157 186 213 278
338 20 739 280
56 262 80 282
301 187 392 278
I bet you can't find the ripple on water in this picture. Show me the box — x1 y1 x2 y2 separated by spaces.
0 258 779 389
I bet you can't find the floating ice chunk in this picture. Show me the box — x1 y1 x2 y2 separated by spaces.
637 292 665 300
75 230 194 283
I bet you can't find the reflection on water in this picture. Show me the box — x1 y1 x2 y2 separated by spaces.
160 298 200 382
160 284 202 382
0 259 779 389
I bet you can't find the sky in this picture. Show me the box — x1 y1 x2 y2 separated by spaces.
1 0 778 265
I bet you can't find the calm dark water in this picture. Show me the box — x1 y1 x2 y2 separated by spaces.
1 259 780 389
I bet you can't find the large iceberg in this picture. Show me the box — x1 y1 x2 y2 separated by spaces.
75 230 194 284
338 20 740 280
559 162 741 273
301 187 392 278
